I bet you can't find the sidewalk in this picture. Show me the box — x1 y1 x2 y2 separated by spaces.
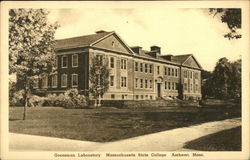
10 117 241 151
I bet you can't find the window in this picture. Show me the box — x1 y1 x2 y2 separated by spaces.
96 55 103 65
187 71 189 79
184 83 187 90
190 72 193 79
195 84 198 92
168 68 171 76
140 63 143 72
172 68 175 76
72 74 78 87
122 94 127 100
121 59 127 69
41 76 48 88
140 79 143 88
145 64 148 73
141 95 144 99
157 66 160 74
184 71 187 78
168 82 171 90
110 57 115 68
145 95 148 99
51 75 57 88
72 54 78 67
112 41 115 47
176 83 179 90
190 84 193 91
149 64 153 73
61 74 67 87
145 79 148 88
150 95 153 99
164 67 167 75
194 72 198 79
135 62 138 71
121 77 127 87
165 81 167 90
149 80 153 88
33 77 39 88
172 82 175 90
135 78 138 88
175 69 178 77
110 76 114 86
61 55 68 68
136 95 139 100
111 94 115 99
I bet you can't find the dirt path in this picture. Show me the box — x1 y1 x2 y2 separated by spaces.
10 118 241 151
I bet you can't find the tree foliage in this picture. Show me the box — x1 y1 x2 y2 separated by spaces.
9 9 59 119
89 55 110 106
202 57 241 100
209 8 241 39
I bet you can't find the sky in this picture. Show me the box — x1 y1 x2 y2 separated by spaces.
47 7 242 71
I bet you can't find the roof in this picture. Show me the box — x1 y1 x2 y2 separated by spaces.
171 54 192 64
55 31 112 49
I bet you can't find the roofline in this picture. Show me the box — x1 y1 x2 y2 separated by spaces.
182 54 203 69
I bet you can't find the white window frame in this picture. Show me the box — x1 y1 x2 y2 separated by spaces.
33 77 39 89
41 76 48 88
110 57 115 68
51 75 58 88
135 62 138 71
135 78 138 88
149 80 153 88
121 59 127 69
72 74 78 87
61 55 68 68
72 54 78 67
110 75 114 87
121 76 127 87
61 74 67 88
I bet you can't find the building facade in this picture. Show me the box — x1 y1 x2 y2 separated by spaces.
36 30 202 101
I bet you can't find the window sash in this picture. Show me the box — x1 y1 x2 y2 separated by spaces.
72 54 78 67
110 57 115 68
62 56 68 68
110 76 114 86
41 76 48 88
51 75 57 88
72 74 78 87
61 74 67 87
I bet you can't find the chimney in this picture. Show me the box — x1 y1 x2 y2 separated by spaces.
96 30 107 34
150 46 161 54
131 46 142 55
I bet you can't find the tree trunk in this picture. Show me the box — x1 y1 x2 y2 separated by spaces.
98 94 101 107
94 99 98 108
23 80 30 120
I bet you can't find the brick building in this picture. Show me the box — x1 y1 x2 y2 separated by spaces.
36 30 202 101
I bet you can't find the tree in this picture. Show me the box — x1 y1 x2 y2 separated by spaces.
209 8 241 39
202 57 241 100
89 55 110 107
9 9 59 120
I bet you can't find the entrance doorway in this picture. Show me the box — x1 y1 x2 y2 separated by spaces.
157 83 161 97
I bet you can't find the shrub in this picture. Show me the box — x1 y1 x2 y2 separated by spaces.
29 95 45 107
9 89 25 106
45 89 88 109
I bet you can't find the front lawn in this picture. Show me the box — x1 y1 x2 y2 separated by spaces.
183 126 241 151
9 105 241 142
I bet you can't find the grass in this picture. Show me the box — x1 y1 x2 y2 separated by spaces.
183 126 241 151
9 105 241 142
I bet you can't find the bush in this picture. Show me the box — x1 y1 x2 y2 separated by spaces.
45 89 88 109
29 95 45 107
9 89 25 106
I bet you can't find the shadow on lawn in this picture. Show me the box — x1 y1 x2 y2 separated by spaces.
183 126 241 151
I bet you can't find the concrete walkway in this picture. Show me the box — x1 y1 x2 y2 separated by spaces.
10 118 241 151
